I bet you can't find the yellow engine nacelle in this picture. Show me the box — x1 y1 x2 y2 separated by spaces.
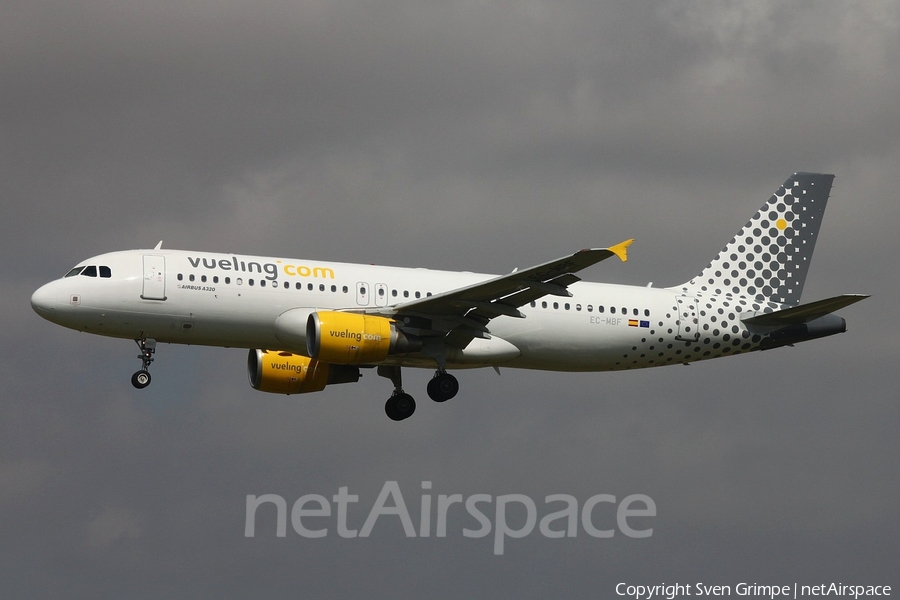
247 349 360 394
306 312 418 364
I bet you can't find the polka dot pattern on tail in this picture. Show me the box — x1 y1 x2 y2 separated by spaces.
679 172 834 306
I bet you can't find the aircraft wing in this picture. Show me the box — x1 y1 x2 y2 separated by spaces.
369 240 632 348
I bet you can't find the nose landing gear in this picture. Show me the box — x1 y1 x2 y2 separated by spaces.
131 338 156 389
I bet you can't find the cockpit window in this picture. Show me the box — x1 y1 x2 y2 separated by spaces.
66 265 111 278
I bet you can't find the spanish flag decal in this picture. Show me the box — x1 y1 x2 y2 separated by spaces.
628 319 639 327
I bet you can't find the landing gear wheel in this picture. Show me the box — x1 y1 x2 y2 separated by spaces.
131 370 151 389
385 393 416 421
427 372 459 402
132 338 157 389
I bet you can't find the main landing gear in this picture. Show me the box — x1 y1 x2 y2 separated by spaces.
427 370 459 403
131 338 156 389
378 366 460 421
378 366 416 421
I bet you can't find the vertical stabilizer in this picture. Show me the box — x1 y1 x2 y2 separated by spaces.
677 173 834 305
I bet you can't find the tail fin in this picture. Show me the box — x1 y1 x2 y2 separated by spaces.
678 172 834 306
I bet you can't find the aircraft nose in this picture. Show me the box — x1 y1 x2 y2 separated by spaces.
31 282 58 316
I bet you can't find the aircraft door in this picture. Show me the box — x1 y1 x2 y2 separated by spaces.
141 255 167 301
356 282 370 306
675 296 699 341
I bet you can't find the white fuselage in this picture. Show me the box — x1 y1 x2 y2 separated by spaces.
31 248 771 372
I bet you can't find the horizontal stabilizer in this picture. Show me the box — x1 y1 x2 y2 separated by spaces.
742 294 869 326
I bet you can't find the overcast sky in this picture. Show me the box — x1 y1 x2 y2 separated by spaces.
3 0 898 597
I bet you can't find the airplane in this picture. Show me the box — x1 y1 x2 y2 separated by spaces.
31 173 867 421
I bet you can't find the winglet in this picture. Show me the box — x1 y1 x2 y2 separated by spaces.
154 241 163 250
608 239 633 263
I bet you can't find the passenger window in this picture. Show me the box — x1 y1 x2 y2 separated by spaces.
403 291 409 298
177 273 183 281
576 304 582 311
644 309 650 316
225 277 231 284
65 267 84 277
342 286 348 293
260 280 266 287
320 284 325 292
189 274 195 282
99 266 111 278
295 282 301 290
81 266 97 277
284 282 289 289
587 305 593 312
201 275 207 283
249 279 254 286
332 285 337 293
214 276 219 284
415 292 421 298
